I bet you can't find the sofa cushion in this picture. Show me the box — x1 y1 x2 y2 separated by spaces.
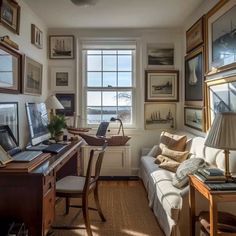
151 169 185 222
172 158 206 189
161 147 189 162
159 158 180 172
156 131 187 156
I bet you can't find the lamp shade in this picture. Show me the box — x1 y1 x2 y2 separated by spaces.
45 95 64 110
205 112 236 150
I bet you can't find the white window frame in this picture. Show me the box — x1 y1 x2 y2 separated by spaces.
81 41 136 128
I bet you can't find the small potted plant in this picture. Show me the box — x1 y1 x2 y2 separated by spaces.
48 115 67 141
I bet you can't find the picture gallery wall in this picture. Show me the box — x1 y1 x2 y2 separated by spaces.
184 0 236 133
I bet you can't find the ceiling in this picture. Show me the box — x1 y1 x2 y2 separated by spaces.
24 0 204 29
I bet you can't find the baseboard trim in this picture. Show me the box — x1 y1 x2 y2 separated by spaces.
99 176 140 181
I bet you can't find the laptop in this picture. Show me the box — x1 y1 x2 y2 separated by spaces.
0 125 42 162
96 122 109 137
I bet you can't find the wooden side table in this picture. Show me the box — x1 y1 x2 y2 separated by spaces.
189 175 236 236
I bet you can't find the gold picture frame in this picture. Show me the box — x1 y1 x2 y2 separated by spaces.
205 75 236 130
186 17 204 53
206 0 236 75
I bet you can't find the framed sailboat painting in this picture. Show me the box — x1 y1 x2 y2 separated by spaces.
49 35 74 59
185 46 204 105
184 107 205 132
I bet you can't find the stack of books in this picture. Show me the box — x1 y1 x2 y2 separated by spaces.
194 168 226 183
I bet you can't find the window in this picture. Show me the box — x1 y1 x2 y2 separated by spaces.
83 48 135 125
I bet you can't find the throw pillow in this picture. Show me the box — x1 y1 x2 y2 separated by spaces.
161 147 189 163
156 131 187 156
155 154 175 164
159 159 180 172
172 158 206 189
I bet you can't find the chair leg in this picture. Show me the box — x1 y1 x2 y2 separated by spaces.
94 185 106 222
82 196 93 236
65 197 70 215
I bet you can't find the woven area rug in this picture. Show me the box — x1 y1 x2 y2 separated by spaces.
52 181 164 236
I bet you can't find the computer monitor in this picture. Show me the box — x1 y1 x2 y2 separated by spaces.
25 103 50 146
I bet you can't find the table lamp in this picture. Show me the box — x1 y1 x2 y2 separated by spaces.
45 95 64 119
204 112 236 180
110 117 125 136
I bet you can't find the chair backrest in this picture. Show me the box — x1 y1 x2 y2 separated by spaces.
83 141 107 193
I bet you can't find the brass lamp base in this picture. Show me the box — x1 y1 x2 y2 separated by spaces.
224 149 232 181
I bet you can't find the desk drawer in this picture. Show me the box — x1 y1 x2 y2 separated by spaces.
43 188 55 233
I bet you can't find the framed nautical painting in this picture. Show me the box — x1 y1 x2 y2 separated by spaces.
145 70 179 102
206 0 236 74
56 93 75 116
49 35 74 59
185 46 204 105
144 103 176 130
184 107 205 132
206 75 236 129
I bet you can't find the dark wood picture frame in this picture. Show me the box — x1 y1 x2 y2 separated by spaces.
0 102 19 144
31 24 43 49
49 35 74 59
185 46 204 105
0 0 20 34
184 106 205 132
206 0 236 75
186 17 204 53
145 70 179 102
0 42 22 94
56 93 75 116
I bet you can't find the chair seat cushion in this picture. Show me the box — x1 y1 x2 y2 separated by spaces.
56 176 86 194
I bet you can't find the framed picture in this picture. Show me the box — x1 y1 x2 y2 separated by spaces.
0 42 22 94
186 17 204 53
184 107 205 132
49 35 74 59
185 46 204 104
144 103 176 130
31 24 43 49
206 0 236 74
145 70 179 102
0 0 20 34
206 75 236 129
56 93 75 116
147 45 174 67
24 56 43 96
51 67 74 91
0 102 19 144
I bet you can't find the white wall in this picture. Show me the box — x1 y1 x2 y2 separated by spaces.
0 0 48 147
48 28 183 175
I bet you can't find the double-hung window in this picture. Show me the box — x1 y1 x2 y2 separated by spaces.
83 45 135 126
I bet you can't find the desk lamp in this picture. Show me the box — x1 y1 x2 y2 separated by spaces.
110 117 125 136
45 95 64 119
205 112 236 180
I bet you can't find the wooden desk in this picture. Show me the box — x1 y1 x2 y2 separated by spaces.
0 141 83 236
189 175 236 236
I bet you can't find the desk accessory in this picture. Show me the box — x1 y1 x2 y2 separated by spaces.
45 94 64 118
205 112 236 180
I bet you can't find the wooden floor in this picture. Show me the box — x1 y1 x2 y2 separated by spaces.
51 180 164 236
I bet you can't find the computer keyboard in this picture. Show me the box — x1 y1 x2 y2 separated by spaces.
43 143 66 154
13 151 43 162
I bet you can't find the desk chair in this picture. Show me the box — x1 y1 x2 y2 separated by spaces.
53 141 107 236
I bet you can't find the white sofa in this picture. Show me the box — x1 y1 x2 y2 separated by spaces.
139 133 236 236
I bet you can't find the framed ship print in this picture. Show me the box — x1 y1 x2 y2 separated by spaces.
145 70 179 102
144 103 176 130
49 35 74 59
